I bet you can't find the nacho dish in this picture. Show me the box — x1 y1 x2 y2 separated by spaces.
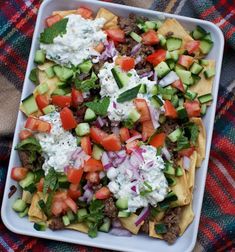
10 6 215 244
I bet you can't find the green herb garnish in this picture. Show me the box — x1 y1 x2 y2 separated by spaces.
85 97 110 117
43 168 59 195
75 71 99 92
117 84 141 103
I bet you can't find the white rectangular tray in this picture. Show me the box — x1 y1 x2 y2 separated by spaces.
1 0 224 251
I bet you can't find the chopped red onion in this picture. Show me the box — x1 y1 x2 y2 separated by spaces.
135 55 142 64
131 185 137 192
64 165 69 173
112 219 122 228
71 147 82 160
131 43 141 56
116 150 126 158
110 228 132 237
183 156 191 170
112 126 120 136
145 160 154 168
132 149 144 163
101 152 112 170
140 71 154 78
97 117 105 128
162 147 171 161
112 156 126 167
100 40 117 60
79 188 94 202
125 134 142 144
149 105 160 129
113 101 117 109
135 206 150 226
99 171 105 179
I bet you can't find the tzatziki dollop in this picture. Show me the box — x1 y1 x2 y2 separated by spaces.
107 145 168 212
40 14 107 66
98 61 156 122
35 112 77 174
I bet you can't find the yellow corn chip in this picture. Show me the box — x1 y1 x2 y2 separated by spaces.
28 216 44 223
186 151 197 191
96 8 119 29
179 202 194 236
22 190 33 204
119 213 143 234
153 211 165 222
149 221 163 239
66 223 89 233
28 192 47 221
52 10 77 18
37 61 55 71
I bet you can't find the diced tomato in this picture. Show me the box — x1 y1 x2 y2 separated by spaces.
178 55 194 69
184 101 201 117
46 14 62 27
94 42 105 53
51 200 64 216
164 100 178 119
25 117 51 133
119 127 130 142
81 136 92 155
37 178 44 192
76 7 93 19
142 120 155 141
142 30 159 46
84 158 103 172
86 172 100 185
19 129 32 140
178 147 195 157
11 167 28 181
65 197 78 213
67 167 84 184
116 56 135 71
53 191 68 201
71 88 84 108
126 140 140 154
185 40 200 55
95 187 111 200
146 49 167 66
68 183 82 200
106 28 125 43
90 126 108 144
60 107 77 130
101 134 122 151
130 129 141 137
149 133 166 148
171 79 185 93
52 95 71 108
134 98 151 122
36 95 50 111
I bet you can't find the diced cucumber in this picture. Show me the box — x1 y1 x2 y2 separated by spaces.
178 97 185 106
150 85 158 95
176 69 193 85
21 94 38 116
62 215 70 226
166 176 176 186
151 95 163 108
34 222 47 231
204 33 212 41
19 207 29 218
52 88 66 96
139 84 147 94
84 108 96 122
19 172 34 189
163 163 175 176
175 167 183 177
29 68 38 84
75 123 90 136
159 115 166 124
118 210 131 218
190 62 204 75
184 90 198 101
34 50 46 64
171 95 179 107
99 218 111 233
198 93 213 104
166 59 176 70
200 104 207 115
198 59 209 66
58 174 68 183
192 74 201 84
111 66 130 89
128 108 140 123
45 66 55 78
168 128 182 142
130 32 142 43
77 208 88 222
67 210 75 222
92 145 104 160
204 68 215 79
12 199 27 212
192 25 207 40
78 60 92 74
155 223 167 234
174 63 185 72
37 83 49 95
43 105 56 114
158 34 166 46
145 21 157 30
22 190 33 204
177 106 188 119
170 50 180 62
155 62 170 78
199 39 213 54
166 37 182 51
53 66 74 81
116 197 128 210
165 51 171 60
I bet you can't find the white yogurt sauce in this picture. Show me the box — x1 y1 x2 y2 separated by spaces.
35 112 77 174
98 61 156 122
107 145 168 212
40 14 107 66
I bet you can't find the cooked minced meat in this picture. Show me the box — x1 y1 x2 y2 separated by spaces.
48 217 65 230
104 198 118 219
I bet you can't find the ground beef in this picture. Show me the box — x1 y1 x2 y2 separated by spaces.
18 150 44 171
140 219 149 234
162 207 182 244
116 37 137 56
135 61 153 76
48 217 65 230
93 60 105 74
119 13 142 35
104 198 118 219
161 119 178 135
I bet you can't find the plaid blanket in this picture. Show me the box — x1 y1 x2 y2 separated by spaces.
0 0 234 251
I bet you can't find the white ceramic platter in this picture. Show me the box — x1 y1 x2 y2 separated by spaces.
1 0 224 251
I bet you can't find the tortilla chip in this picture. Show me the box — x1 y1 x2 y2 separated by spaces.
149 221 163 239
66 223 89 233
52 10 77 18
157 19 193 48
22 190 33 204
28 192 47 222
189 60 215 98
190 117 206 167
153 211 165 222
96 8 119 29
179 202 194 236
170 167 190 207
28 216 45 223
119 213 143 234
185 151 197 191
37 61 55 71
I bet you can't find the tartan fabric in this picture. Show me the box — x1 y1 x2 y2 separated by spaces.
0 0 235 251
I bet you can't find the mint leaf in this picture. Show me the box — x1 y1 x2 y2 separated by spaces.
175 135 190 151
75 72 99 92
43 168 58 195
117 84 141 103
40 18 68 44
15 137 42 153
85 97 110 116
184 122 199 145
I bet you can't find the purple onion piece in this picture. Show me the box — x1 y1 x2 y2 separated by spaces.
125 134 142 144
135 206 150 226
112 219 122 228
110 228 132 237
131 43 141 56
140 71 154 78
